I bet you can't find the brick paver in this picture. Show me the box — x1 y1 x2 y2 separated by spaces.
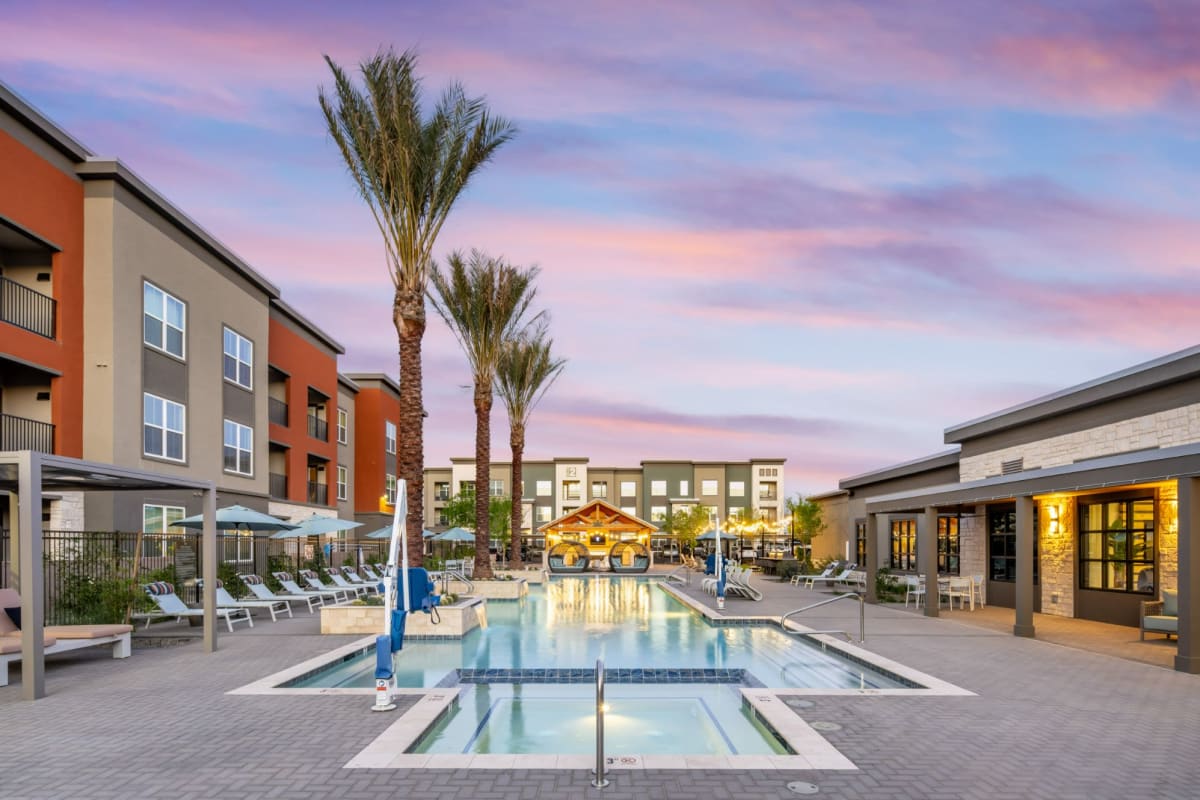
2 573 1198 799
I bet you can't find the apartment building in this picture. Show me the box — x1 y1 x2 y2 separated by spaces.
335 374 357 520
422 457 787 537
344 373 400 531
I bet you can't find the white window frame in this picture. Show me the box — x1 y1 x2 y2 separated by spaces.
592 481 607 498
536 480 552 497
143 281 186 359
620 506 637 516
490 479 504 497
620 481 637 497
759 482 776 499
337 408 348 444
385 473 397 504
537 506 553 522
729 481 745 497
701 480 718 496
385 421 397 454
142 504 185 558
728 506 744 519
337 466 348 500
650 505 667 522
143 392 186 462
679 480 690 496
222 419 253 476
563 480 581 500
650 480 667 496
222 326 252 389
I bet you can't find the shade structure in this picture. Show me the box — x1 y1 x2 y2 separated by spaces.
366 526 438 539
435 526 476 543
270 512 363 539
171 504 297 532
696 530 738 541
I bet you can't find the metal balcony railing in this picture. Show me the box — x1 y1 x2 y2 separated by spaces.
307 481 328 505
307 414 327 441
269 472 288 499
0 276 56 339
268 397 288 426
0 413 55 453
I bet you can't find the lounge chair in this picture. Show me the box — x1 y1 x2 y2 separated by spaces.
727 567 763 601
360 565 383 582
299 570 353 602
803 564 857 590
197 579 292 621
240 574 321 614
142 582 252 632
322 568 369 598
337 566 380 593
790 563 837 586
1 588 135 687
272 572 345 605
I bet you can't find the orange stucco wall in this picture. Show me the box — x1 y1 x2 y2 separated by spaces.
267 317 339 505
0 128 84 457
352 385 399 513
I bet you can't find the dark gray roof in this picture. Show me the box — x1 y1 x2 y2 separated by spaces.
269 298 344 354
343 372 401 396
0 451 214 493
0 81 93 161
864 442 1200 514
839 448 960 490
944 344 1200 444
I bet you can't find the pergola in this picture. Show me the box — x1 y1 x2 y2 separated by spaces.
1 451 217 700
539 499 660 568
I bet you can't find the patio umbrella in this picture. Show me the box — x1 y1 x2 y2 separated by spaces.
435 526 476 561
696 530 737 541
365 526 438 539
170 504 297 531
269 513 362 538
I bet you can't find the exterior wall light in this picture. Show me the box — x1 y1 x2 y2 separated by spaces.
1046 503 1061 536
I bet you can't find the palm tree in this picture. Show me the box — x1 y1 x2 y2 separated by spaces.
429 250 540 579
319 48 516 566
495 326 565 569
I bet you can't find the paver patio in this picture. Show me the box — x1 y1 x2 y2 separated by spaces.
2 571 1197 799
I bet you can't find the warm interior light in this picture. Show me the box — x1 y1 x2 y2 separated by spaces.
1046 503 1061 535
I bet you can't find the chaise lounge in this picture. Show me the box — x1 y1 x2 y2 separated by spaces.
0 588 132 687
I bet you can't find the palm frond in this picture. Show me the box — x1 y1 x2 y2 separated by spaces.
496 323 567 428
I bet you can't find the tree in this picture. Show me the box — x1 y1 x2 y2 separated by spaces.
495 326 565 569
319 48 516 566
786 493 827 565
442 490 512 562
429 251 540 579
661 505 713 558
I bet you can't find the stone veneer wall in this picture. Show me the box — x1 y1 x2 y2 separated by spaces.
49 492 85 531
960 403 1200 481
958 508 987 603
1158 482 1179 596
1038 496 1076 619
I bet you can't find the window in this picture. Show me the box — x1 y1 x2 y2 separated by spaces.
729 481 745 497
537 506 553 523
336 408 348 444
728 505 743 520
336 466 348 500
760 507 777 522
223 530 253 563
701 480 718 496
562 480 581 500
650 505 667 522
759 482 777 499
621 506 637 516
222 327 252 389
144 393 185 462
490 479 504 497
855 521 867 567
758 467 778 477
385 421 396 454
938 516 959 575
434 482 450 501
142 504 185 558
650 480 667 496
592 481 608 498
536 480 552 497
222 419 253 475
385 474 397 504
459 481 475 496
988 506 1039 583
1080 497 1154 594
438 511 449 526
890 519 917 571
143 281 185 358
620 481 637 497
679 480 689 496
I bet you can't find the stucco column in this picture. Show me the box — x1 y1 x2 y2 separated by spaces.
1176 477 1200 674
864 513 878 604
6 490 17 593
1014 494 1035 637
920 507 938 618
18 451 45 700
202 486 218 653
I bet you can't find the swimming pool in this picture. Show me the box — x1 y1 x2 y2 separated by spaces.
287 576 906 690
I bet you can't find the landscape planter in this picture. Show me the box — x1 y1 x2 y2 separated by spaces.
319 596 487 638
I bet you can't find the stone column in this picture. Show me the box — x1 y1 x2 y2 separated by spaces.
1176 477 1199 674
1014 495 1036 637
864 514 878 604
920 507 939 618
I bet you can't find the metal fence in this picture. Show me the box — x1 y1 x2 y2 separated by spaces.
0 275 57 338
0 529 386 625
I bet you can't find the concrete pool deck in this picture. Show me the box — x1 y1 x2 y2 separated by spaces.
3 572 1198 799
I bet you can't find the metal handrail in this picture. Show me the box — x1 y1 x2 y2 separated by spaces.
440 567 474 596
780 592 865 643
592 658 609 789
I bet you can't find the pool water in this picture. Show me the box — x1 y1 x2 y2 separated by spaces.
290 576 903 690
412 683 790 756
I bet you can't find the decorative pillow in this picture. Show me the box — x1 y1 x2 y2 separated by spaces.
4 607 20 630
241 574 264 585
196 579 224 589
144 581 175 596
274 572 293 582
1163 589 1178 617
300 570 317 579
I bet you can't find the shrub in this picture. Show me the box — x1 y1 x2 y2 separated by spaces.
875 567 903 602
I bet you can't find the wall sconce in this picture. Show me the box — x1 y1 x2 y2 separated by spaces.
1046 503 1061 536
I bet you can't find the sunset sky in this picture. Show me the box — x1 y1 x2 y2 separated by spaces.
5 1 1199 494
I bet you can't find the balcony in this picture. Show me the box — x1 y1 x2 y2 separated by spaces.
0 413 55 453
307 481 328 505
269 472 287 499
0 276 56 339
307 414 327 441
268 397 288 426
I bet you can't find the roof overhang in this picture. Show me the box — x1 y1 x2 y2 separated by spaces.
0 451 215 493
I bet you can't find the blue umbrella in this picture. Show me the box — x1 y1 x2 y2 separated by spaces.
366 526 438 539
271 512 363 539
696 530 737 541
171 504 297 532
435 527 476 542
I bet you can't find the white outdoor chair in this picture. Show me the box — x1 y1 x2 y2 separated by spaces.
240 574 321 614
970 574 985 608
197 579 292 622
142 581 251 632
340 566 380 593
804 564 856 590
904 574 926 609
322 568 369 598
272 572 344 604
790 563 836 586
941 576 973 610
299 570 353 602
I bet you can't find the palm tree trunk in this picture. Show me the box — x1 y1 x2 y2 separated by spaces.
473 383 494 579
395 289 424 568
508 424 525 570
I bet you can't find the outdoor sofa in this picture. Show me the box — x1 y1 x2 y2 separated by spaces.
0 587 132 687
1141 589 1179 641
